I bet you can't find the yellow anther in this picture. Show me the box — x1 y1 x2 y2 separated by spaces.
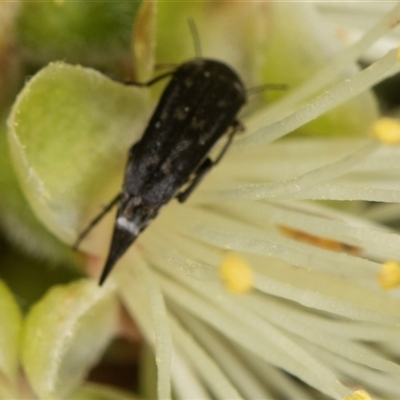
219 252 253 294
378 260 400 289
371 117 400 145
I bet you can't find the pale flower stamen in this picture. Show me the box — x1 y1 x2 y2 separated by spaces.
238 49 400 148
247 3 400 131
200 140 379 203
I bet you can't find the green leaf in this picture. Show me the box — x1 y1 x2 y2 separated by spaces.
69 383 141 400
0 279 22 383
7 62 151 245
21 279 119 400
0 121 76 264
0 2 22 110
17 1 142 71
1 244 82 312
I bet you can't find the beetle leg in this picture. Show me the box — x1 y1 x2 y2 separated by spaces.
176 158 213 203
177 120 244 203
124 71 174 87
214 119 244 164
73 193 121 250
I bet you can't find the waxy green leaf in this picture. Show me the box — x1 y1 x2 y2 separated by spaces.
8 62 152 245
0 279 22 383
21 279 118 400
70 383 141 400
17 1 142 71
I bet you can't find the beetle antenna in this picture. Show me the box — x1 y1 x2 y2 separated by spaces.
246 83 288 96
188 18 202 58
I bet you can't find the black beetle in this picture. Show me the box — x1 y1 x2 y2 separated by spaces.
74 57 246 285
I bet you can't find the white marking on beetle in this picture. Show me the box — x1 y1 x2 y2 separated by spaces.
117 217 140 236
